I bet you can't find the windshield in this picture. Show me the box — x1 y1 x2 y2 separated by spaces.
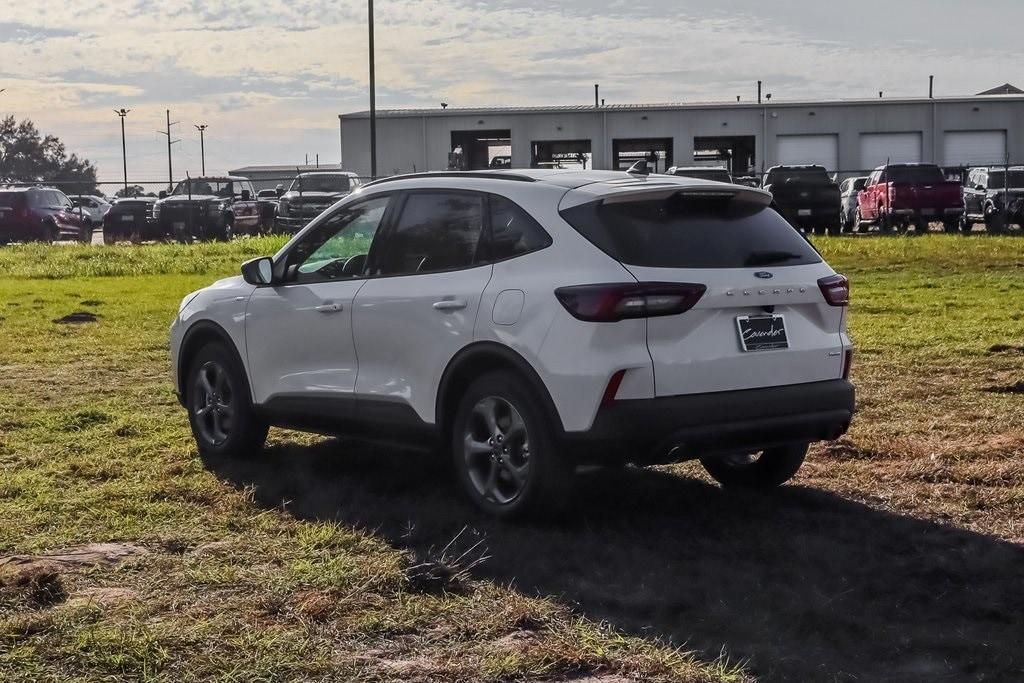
987 171 1024 188
560 192 821 269
171 179 234 197
766 168 831 185
290 175 351 193
673 169 731 182
886 166 944 184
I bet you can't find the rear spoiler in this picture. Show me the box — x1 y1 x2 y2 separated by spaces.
560 179 773 211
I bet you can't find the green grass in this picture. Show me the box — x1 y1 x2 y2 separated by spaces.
1 235 1023 681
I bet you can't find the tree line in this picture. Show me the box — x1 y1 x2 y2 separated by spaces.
0 115 101 195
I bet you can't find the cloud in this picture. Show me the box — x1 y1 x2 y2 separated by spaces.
0 0 1020 182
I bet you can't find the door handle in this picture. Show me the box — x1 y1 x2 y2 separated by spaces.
315 302 343 313
432 299 467 311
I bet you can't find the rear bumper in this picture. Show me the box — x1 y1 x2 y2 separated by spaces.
778 205 840 227
889 207 963 218
564 379 855 464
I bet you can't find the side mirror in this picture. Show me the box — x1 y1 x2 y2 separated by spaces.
276 188 284 197
975 184 985 192
241 256 274 286
240 189 252 201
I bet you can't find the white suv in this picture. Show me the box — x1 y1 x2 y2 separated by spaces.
170 169 855 518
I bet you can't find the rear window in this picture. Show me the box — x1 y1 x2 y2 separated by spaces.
672 169 731 182
0 192 25 208
560 193 822 269
886 166 944 184
765 168 831 185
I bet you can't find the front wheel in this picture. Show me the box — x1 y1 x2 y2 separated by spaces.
186 343 268 459
700 443 808 489
451 371 573 519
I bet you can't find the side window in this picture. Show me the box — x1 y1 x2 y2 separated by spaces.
285 195 390 284
487 194 552 261
375 191 485 276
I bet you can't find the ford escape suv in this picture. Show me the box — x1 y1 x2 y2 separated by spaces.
170 169 855 519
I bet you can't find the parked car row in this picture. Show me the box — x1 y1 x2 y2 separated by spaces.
0 186 92 243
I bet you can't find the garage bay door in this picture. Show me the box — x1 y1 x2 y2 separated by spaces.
860 132 922 171
777 135 838 171
944 130 1007 166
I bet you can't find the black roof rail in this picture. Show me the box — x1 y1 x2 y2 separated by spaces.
361 171 537 189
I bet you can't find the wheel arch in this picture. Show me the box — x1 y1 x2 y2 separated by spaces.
176 319 249 403
436 342 564 442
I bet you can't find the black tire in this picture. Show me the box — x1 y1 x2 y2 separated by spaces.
185 342 268 459
913 217 929 235
79 224 92 243
450 370 573 519
853 208 866 233
985 211 1006 234
102 229 121 245
700 443 808 489
877 211 890 233
942 219 958 233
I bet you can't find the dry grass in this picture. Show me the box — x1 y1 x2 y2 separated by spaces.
1 235 1023 681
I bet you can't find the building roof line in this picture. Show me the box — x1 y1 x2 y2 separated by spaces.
340 94 1024 119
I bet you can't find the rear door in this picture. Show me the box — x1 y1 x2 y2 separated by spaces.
559 186 847 397
351 189 492 425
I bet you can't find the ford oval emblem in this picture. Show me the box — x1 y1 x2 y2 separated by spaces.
754 271 774 279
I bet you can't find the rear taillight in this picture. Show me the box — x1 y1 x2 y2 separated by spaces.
817 274 849 307
554 282 706 322
842 348 854 380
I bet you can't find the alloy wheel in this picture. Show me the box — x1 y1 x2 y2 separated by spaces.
191 360 235 446
462 396 531 505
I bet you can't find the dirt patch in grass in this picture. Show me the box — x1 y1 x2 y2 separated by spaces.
983 381 1024 394
53 311 99 324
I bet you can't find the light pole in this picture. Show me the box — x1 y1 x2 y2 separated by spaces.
194 124 208 175
114 108 130 195
368 0 377 178
157 109 180 190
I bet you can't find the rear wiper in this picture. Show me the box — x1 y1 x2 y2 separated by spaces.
744 250 804 266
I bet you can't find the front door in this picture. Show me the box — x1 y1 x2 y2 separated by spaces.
352 190 492 426
245 194 392 416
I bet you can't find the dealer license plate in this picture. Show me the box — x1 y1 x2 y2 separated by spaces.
736 315 789 352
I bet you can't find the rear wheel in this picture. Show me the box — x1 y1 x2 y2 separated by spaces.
877 210 890 233
913 217 929 235
700 443 808 489
985 211 1006 234
186 343 268 459
451 370 573 519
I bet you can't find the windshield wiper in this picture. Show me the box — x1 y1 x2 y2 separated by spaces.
744 250 804 266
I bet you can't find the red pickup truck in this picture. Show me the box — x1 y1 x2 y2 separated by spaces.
857 163 963 233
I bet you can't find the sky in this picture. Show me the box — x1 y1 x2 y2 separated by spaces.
2 0 1022 185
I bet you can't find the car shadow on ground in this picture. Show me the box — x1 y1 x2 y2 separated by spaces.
202 437 1024 682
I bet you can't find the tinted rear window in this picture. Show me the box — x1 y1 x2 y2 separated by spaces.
560 193 821 269
0 192 25 208
673 169 731 182
766 168 831 185
887 166 944 184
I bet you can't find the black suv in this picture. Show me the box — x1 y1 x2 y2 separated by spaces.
153 176 261 242
962 167 1024 234
762 165 841 234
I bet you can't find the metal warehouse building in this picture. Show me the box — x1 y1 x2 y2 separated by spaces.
338 94 1024 179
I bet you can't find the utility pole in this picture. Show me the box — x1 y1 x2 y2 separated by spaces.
368 0 377 178
114 108 130 195
156 109 180 189
194 124 208 175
